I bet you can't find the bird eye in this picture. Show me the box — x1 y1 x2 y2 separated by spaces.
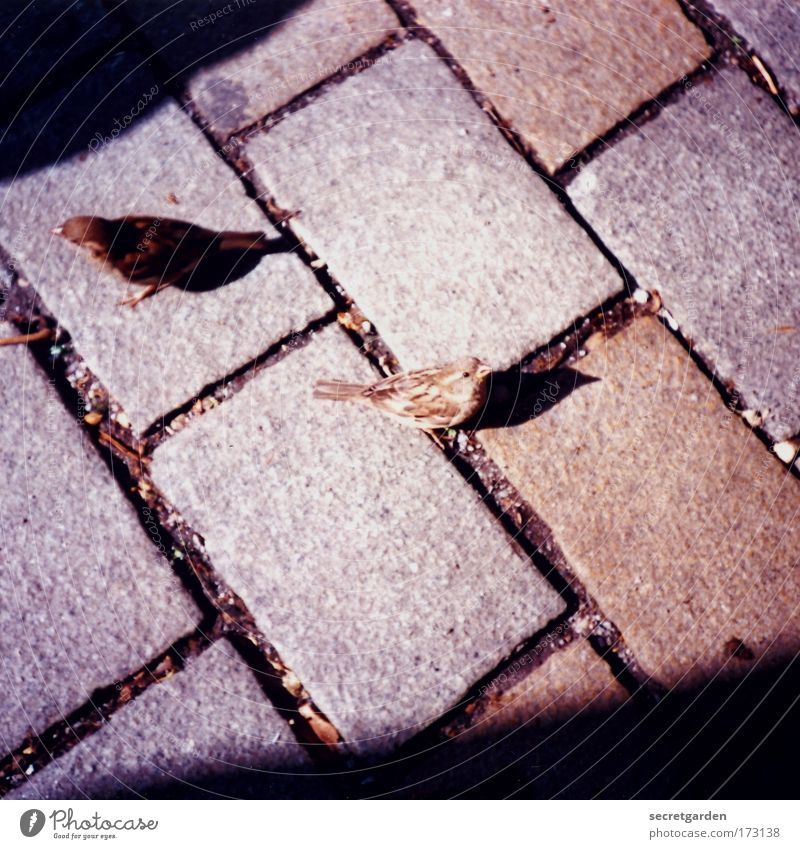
462 371 470 378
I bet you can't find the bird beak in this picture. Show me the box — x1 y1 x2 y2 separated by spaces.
50 226 63 236
477 364 492 379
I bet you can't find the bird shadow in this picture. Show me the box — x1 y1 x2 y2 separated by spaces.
467 366 600 431
179 237 288 293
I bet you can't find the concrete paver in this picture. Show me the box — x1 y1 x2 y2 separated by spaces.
8 641 314 799
570 65 800 441
246 39 622 373
0 0 122 122
694 0 800 114
150 324 566 754
478 317 800 690
0 54 331 432
389 640 637 798
412 0 711 172
127 0 401 137
0 324 200 751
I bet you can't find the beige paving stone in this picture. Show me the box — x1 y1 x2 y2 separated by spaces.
389 639 637 798
246 39 621 372
412 0 711 172
150 324 566 754
478 318 800 690
127 0 402 137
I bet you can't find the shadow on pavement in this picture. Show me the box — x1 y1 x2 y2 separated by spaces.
33 653 798 800
470 366 601 431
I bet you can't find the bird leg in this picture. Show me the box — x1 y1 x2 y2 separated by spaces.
118 283 159 308
423 428 445 450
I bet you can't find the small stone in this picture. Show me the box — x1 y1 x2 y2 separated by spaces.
774 440 800 464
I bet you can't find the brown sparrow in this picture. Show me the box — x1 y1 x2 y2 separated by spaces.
52 215 281 306
314 356 492 429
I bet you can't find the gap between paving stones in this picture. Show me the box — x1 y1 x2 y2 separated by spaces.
1 274 345 765
223 31 411 144
392 606 648 763
141 308 338 451
380 0 800 458
0 627 214 797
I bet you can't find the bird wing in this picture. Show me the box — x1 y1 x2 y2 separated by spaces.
366 370 455 423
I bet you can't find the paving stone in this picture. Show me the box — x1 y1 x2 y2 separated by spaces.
411 0 711 173
0 53 331 432
8 641 316 799
389 639 638 798
127 0 401 137
246 39 621 372
693 0 800 114
149 325 566 754
0 324 200 752
478 317 800 690
570 65 800 442
0 0 124 122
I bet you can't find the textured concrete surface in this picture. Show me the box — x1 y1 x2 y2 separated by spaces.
8 641 314 799
0 325 200 751
412 0 711 173
150 325 566 753
0 54 331 432
478 317 800 690
246 39 622 372
694 0 800 114
127 0 401 137
570 65 800 441
387 639 637 798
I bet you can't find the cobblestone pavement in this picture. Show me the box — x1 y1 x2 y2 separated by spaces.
1 0 798 799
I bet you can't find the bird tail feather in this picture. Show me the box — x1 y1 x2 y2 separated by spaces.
313 380 367 401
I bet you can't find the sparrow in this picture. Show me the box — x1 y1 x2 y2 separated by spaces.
313 356 492 429
52 215 282 306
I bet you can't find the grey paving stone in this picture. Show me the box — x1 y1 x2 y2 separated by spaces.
0 324 200 752
570 65 800 441
8 641 315 799
411 0 711 173
149 325 566 754
127 0 401 137
244 39 622 372
0 53 331 432
693 0 800 114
